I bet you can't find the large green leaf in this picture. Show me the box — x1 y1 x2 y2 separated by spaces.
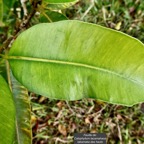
10 72 32 144
8 20 144 106
0 75 16 143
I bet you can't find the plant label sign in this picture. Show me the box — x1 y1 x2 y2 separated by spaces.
74 133 106 144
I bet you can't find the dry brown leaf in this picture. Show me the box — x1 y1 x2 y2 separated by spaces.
31 115 37 124
115 22 122 30
56 101 64 109
58 124 67 136
90 129 97 133
85 117 91 124
38 96 46 103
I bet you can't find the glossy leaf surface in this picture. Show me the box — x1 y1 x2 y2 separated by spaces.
9 20 144 106
0 75 16 143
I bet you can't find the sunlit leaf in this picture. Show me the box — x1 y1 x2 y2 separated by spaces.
0 75 16 143
8 20 144 106
44 0 78 3
44 0 78 10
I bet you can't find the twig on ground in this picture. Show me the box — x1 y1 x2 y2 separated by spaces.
80 0 95 20
66 101 75 114
55 137 73 144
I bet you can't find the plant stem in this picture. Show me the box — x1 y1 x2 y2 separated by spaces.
6 60 12 91
42 11 52 23
0 2 40 54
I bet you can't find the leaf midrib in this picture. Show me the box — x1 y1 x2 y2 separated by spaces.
7 55 144 87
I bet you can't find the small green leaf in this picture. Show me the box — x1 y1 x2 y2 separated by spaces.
44 0 78 3
0 75 16 143
3 0 15 9
8 20 144 106
43 0 78 10
40 10 67 22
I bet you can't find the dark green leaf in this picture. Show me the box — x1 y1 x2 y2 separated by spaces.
0 59 7 80
3 0 15 9
8 20 144 106
10 72 32 144
40 10 67 22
